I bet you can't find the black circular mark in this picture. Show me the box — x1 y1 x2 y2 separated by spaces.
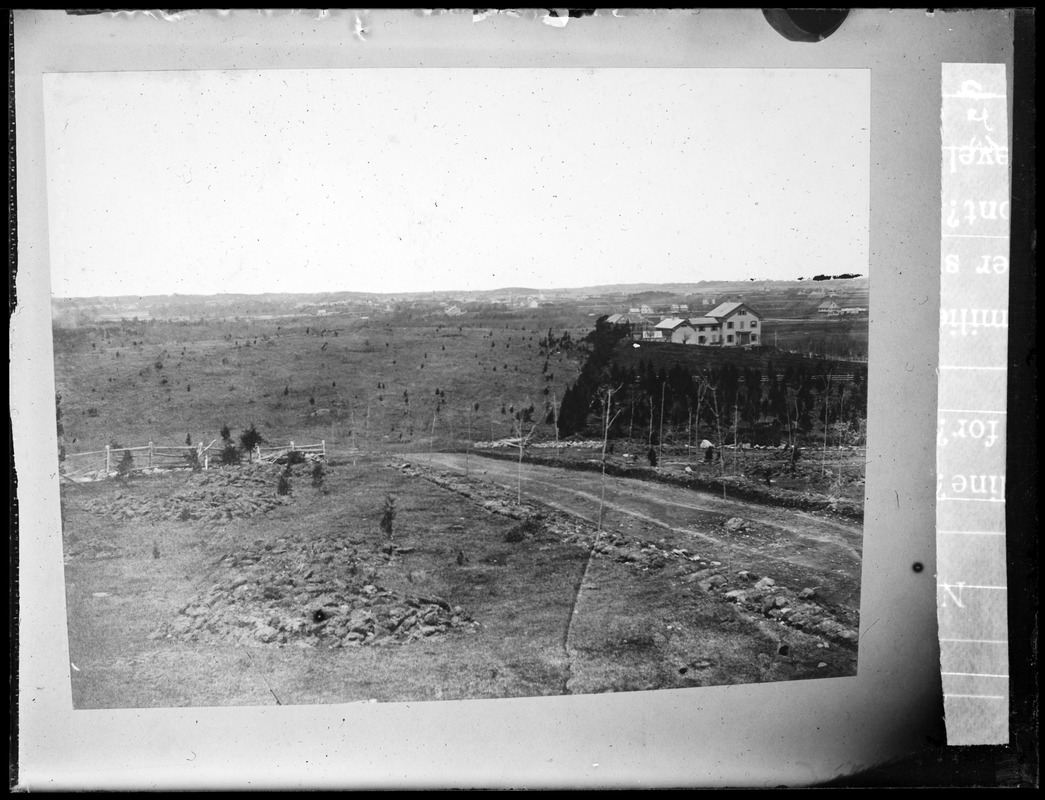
312 609 327 622
763 9 850 43
912 562 924 573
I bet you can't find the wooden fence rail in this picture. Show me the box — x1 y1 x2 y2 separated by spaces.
60 439 325 480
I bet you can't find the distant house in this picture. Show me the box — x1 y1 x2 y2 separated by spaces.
840 306 866 315
817 299 841 315
527 299 540 309
445 305 464 316
639 304 655 315
688 302 763 347
653 317 696 344
606 312 652 339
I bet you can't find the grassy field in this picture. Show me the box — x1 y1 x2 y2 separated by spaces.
53 299 864 708
53 311 591 458
61 455 856 708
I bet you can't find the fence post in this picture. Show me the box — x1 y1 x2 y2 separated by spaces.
321 440 325 457
198 442 205 470
204 454 209 471
255 444 261 462
290 441 295 453
148 441 154 469
105 445 111 474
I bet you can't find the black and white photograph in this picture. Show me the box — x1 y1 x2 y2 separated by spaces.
46 66 869 708
14 8 1028 790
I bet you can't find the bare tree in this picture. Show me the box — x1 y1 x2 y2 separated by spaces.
550 391 561 460
597 384 624 533
510 411 536 505
658 381 667 463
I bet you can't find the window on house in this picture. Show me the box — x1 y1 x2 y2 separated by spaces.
727 335 734 343
698 336 705 344
751 334 758 342
727 322 734 329
750 321 758 328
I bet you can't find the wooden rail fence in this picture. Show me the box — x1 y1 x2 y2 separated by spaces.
60 439 325 481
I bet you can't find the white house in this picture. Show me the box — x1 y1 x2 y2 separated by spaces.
817 299 841 315
653 317 696 344
688 302 763 347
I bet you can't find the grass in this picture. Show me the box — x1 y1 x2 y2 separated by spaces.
61 455 856 709
53 312 591 457
62 459 590 707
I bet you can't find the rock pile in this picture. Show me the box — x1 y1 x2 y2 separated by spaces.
393 460 858 647
153 580 473 648
82 463 296 526
150 529 475 647
704 571 857 645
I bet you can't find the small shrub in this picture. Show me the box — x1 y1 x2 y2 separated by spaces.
311 460 325 491
647 447 658 468
504 518 542 543
220 442 241 466
239 424 264 457
286 450 306 465
277 472 292 496
379 494 397 543
185 448 201 471
117 448 135 477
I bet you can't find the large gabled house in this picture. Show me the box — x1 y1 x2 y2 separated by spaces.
687 302 763 347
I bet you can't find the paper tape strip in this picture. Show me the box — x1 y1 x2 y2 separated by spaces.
937 63 1011 746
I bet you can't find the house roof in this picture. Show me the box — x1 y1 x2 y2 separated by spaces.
818 298 840 307
654 317 689 330
706 302 745 319
607 313 646 325
688 316 719 326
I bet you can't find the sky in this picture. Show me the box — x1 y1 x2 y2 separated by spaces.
43 68 869 298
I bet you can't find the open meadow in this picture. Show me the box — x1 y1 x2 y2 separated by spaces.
52 296 867 708
53 310 591 460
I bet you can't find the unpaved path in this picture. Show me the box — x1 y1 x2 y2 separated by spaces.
416 452 863 612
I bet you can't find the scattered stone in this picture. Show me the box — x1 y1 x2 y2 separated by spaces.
798 588 817 600
754 577 776 590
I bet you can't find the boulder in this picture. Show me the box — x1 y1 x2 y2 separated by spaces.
254 624 278 643
753 577 776 591
798 587 817 600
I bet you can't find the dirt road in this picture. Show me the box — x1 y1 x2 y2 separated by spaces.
418 452 863 613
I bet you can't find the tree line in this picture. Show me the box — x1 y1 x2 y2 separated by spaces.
556 317 867 447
